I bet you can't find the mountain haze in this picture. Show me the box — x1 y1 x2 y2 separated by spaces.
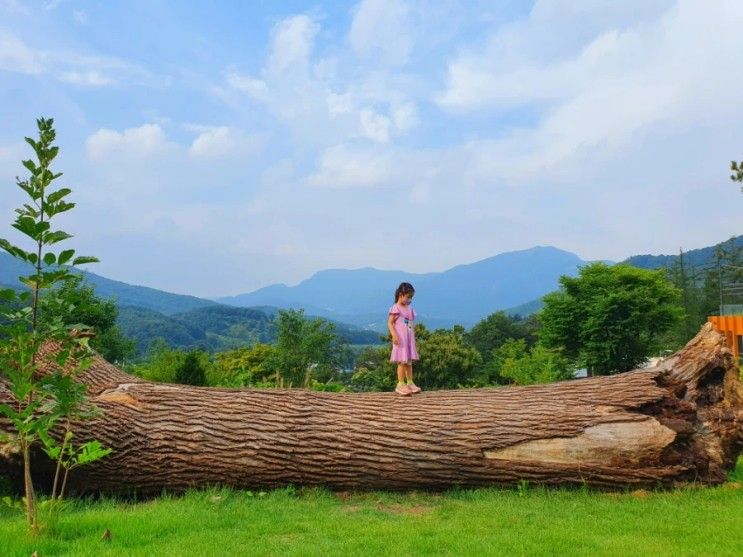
0 252 216 315
217 246 597 330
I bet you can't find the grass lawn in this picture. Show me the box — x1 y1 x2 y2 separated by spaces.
1 459 742 557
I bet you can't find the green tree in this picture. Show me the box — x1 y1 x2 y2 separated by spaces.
700 238 743 317
174 351 207 386
540 262 683 375
40 274 135 363
465 311 538 361
0 118 109 532
212 343 276 387
130 338 187 383
267 309 346 387
414 324 483 389
350 345 395 392
489 339 574 385
731 156 743 187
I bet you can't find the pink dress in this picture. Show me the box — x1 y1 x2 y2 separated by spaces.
389 303 419 363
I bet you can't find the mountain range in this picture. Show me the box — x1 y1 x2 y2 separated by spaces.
2 236 740 338
215 246 602 330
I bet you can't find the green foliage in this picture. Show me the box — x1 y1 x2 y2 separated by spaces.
306 379 347 392
731 157 743 187
414 324 483 389
540 263 683 375
129 338 186 383
211 343 276 387
174 351 208 386
115 304 380 356
487 339 575 385
267 309 347 387
0 117 109 533
39 274 135 363
350 345 395 392
465 311 538 360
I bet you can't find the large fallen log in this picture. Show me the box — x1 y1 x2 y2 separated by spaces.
1 323 742 492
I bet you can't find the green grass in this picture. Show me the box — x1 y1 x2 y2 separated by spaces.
1 459 742 557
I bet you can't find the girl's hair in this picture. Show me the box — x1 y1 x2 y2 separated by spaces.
394 282 415 302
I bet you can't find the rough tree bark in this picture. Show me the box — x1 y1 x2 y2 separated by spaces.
1 323 742 492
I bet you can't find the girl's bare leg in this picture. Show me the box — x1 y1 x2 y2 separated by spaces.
405 364 421 392
397 363 406 384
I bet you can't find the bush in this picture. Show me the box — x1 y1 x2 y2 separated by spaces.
175 351 207 386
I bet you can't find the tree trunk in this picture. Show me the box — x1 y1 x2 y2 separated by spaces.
1 323 742 492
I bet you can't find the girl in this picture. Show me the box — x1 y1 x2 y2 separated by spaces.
388 282 421 395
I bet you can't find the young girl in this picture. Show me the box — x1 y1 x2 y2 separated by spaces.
388 282 421 395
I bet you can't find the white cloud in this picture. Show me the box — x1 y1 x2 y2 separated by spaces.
349 0 412 64
187 126 262 158
58 70 114 87
359 108 391 143
86 124 171 160
391 101 417 131
436 0 743 184
268 14 318 75
226 72 270 103
219 12 420 149
0 30 43 74
0 29 163 87
306 144 393 188
327 91 353 116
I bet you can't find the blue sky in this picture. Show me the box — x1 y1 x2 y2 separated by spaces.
1 0 742 297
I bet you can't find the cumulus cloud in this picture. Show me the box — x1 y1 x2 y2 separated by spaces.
225 72 271 103
218 11 420 149
359 108 392 143
306 144 394 188
349 0 413 64
86 124 172 159
436 0 743 184
187 125 263 158
267 15 319 75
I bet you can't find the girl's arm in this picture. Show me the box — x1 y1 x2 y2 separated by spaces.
388 314 399 345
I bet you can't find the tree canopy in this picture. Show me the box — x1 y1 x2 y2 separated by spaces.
540 262 683 375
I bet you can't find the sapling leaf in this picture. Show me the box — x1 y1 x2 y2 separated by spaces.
57 249 75 266
45 230 73 245
72 256 99 266
46 188 71 204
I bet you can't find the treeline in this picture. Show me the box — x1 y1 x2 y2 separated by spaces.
48 257 730 392
116 303 381 354
35 241 741 392
661 237 743 348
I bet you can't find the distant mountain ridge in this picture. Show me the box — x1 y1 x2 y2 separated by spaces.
624 235 743 270
217 246 600 330
0 251 216 315
5 237 739 335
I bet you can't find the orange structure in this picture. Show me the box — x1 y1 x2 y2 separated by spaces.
708 315 743 361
